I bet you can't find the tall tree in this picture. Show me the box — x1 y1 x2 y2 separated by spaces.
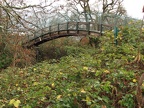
102 0 126 15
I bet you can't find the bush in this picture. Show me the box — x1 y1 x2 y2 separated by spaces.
0 53 12 69
0 33 36 69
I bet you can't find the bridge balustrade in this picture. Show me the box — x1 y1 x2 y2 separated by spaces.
23 21 106 48
23 12 139 48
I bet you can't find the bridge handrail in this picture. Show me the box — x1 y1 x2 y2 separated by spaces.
27 21 102 41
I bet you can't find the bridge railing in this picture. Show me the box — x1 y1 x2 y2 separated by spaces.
25 21 104 42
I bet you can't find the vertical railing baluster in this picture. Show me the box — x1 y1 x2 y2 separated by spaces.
58 23 60 34
100 24 103 36
87 22 90 35
66 22 69 34
34 32 36 39
49 26 51 32
99 13 103 36
66 22 68 30
49 26 51 36
76 22 79 34
97 24 99 31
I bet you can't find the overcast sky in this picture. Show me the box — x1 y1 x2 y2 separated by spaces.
26 0 144 19
123 0 144 19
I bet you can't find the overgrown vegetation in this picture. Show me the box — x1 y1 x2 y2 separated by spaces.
0 33 36 69
0 20 144 108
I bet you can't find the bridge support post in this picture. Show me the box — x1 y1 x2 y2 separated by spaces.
35 46 40 61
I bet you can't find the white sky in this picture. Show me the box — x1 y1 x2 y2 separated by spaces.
123 0 144 19
26 0 144 19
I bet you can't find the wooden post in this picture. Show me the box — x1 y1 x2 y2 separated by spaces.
35 46 40 62
87 22 90 35
49 26 51 36
66 22 69 34
49 26 51 33
100 13 103 36
97 24 99 31
76 22 79 34
58 23 60 34
100 24 103 36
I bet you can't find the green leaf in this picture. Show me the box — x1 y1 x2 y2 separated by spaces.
86 101 92 105
23 105 32 108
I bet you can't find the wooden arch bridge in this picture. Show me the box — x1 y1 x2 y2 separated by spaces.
23 12 136 48
24 22 111 48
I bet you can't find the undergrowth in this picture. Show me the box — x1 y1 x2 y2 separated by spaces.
0 20 144 108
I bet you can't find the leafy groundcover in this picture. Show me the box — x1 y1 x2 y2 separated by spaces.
0 43 144 108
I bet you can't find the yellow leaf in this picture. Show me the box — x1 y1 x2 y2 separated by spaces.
86 96 91 102
132 79 137 83
80 88 86 93
83 66 88 71
56 95 62 100
82 96 91 105
104 70 110 74
13 100 21 107
17 87 21 91
59 72 63 75
132 56 135 58
51 83 55 87
33 68 36 71
33 82 39 86
9 99 15 105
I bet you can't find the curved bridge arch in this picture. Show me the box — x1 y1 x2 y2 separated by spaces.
23 22 111 48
